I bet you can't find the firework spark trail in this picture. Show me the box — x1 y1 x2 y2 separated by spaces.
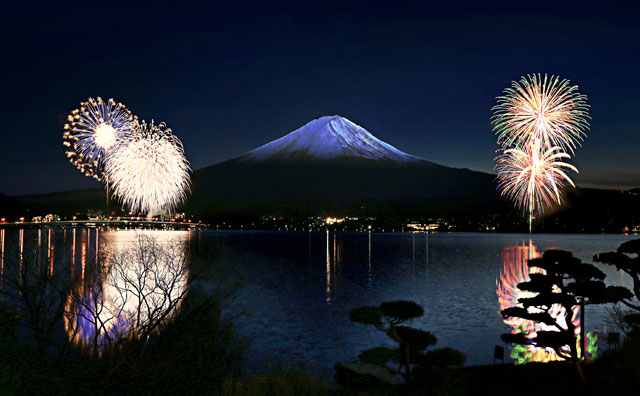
62 97 137 181
106 120 191 216
492 74 590 153
495 140 578 219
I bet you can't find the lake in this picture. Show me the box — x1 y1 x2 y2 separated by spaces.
210 231 635 376
0 228 635 379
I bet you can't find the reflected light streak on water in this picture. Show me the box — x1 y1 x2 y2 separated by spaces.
425 232 429 279
95 228 99 264
19 229 24 270
71 228 76 276
0 229 4 278
334 234 338 275
412 233 416 264
324 232 344 304
368 232 371 284
326 230 331 303
49 229 54 277
81 230 87 279
37 229 41 266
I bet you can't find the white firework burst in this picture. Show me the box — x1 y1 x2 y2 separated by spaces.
106 120 191 215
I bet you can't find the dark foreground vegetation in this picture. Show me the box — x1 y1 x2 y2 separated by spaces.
2 237 640 395
0 234 245 396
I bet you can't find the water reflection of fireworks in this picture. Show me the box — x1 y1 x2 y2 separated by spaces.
64 230 189 353
497 241 580 363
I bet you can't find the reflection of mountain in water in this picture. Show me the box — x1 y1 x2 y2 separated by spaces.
497 241 585 363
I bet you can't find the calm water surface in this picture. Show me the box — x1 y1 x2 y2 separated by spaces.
210 231 635 376
0 229 634 379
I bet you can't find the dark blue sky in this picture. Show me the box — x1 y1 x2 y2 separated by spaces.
1 1 638 195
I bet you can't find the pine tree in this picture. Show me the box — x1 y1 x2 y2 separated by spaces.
501 250 631 361
350 300 464 383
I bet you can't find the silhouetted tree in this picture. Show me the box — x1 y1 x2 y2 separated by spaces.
594 239 640 310
0 238 74 354
350 300 465 384
501 250 631 361
595 239 640 337
604 302 638 338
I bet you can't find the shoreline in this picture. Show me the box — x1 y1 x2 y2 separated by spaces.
0 222 637 237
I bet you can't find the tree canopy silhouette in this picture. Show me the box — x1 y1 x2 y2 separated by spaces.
500 249 631 362
349 300 464 384
594 239 640 337
594 239 640 310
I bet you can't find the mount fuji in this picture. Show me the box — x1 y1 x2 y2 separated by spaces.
188 115 504 217
237 116 426 163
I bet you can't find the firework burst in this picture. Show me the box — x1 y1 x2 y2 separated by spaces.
496 140 577 219
106 120 191 215
63 97 137 181
492 74 590 153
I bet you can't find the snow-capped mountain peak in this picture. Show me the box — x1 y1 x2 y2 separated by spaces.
239 115 424 162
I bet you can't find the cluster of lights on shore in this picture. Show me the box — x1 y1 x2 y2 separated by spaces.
492 74 590 231
63 97 191 215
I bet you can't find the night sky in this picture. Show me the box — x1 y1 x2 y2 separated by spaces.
1 1 638 195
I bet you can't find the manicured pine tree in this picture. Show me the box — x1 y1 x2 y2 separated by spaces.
350 300 465 384
501 250 632 361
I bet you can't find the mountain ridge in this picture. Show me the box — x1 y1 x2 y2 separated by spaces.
235 115 429 164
